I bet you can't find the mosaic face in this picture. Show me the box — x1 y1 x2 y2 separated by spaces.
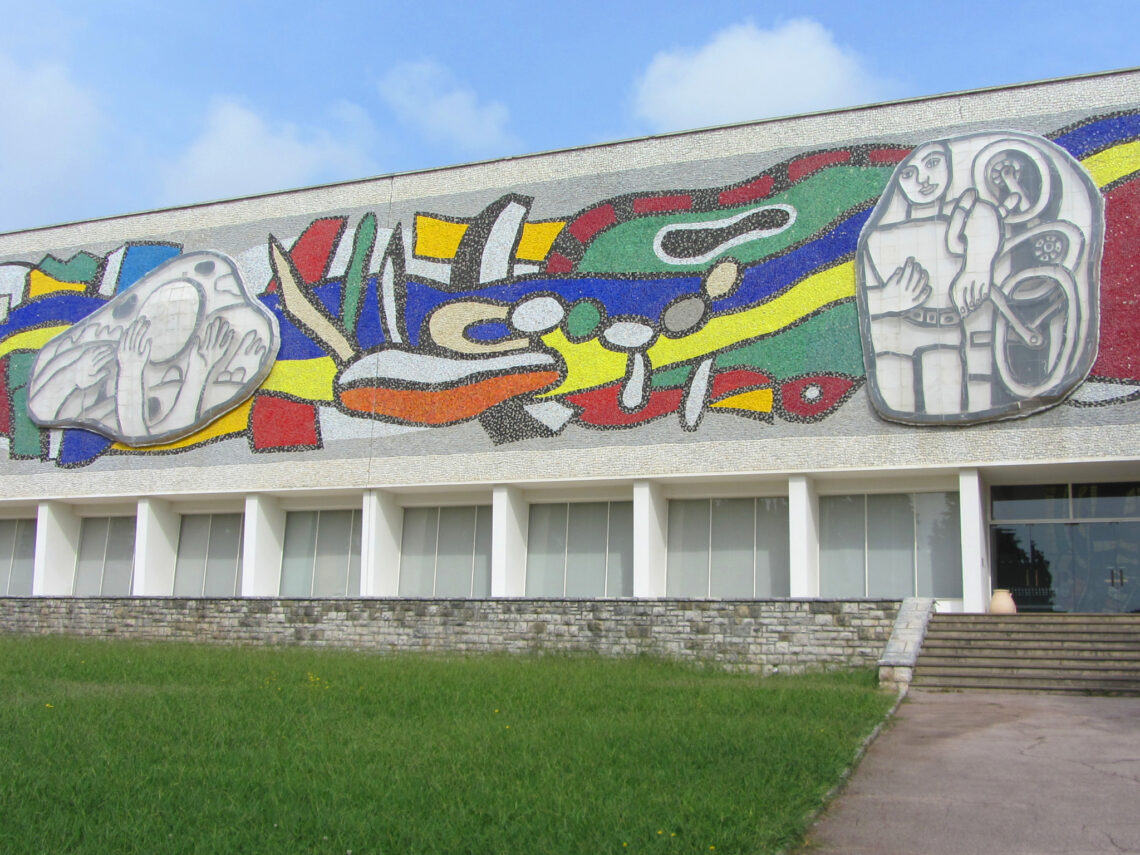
856 131 1105 424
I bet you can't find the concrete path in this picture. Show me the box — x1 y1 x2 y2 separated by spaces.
798 690 1140 854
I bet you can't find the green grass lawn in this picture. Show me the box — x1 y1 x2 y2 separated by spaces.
0 636 893 854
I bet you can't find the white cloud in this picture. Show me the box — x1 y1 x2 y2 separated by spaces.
159 98 379 207
0 52 106 231
633 19 897 132
378 59 519 155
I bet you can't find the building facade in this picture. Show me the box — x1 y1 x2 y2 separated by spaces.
1 69 1139 617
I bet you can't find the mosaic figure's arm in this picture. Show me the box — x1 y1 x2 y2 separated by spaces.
863 255 931 317
947 189 1002 315
115 318 152 440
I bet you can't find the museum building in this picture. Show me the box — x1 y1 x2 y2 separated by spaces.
1 67 1139 623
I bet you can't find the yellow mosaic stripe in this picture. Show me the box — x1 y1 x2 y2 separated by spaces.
538 330 627 396
1084 139 1140 188
647 262 856 369
261 356 337 401
27 271 87 298
0 325 68 359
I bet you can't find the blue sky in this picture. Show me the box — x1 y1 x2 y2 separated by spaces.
1 0 1136 233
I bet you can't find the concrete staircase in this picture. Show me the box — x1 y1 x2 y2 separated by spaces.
912 613 1140 694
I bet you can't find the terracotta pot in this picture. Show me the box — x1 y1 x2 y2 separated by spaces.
989 588 1017 614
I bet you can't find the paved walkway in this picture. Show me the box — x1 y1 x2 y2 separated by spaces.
799 690 1140 854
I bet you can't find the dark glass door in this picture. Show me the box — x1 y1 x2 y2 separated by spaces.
992 521 1140 613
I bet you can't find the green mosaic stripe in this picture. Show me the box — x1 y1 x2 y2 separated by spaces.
578 166 891 274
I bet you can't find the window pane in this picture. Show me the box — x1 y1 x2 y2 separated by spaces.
566 503 608 597
347 509 362 598
606 501 634 597
280 511 318 597
203 514 243 597
399 508 438 597
313 510 354 597
174 515 210 596
710 498 755 598
472 506 492 597
526 503 567 596
101 517 136 596
755 498 790 597
437 507 477 597
667 500 710 597
1073 483 1140 519
74 518 108 596
820 496 865 597
8 519 36 596
867 494 915 598
0 520 15 595
916 493 962 598
991 484 1069 521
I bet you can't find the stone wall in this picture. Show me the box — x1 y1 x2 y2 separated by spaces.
0 598 899 673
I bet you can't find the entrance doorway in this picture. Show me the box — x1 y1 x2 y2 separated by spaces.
990 483 1140 613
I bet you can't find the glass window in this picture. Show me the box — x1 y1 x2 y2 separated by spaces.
73 517 136 596
399 506 491 597
915 492 963 598
821 493 961 599
991 484 1069 521
526 502 634 597
0 518 36 596
666 497 790 598
820 496 866 597
279 510 361 598
1073 482 1140 519
174 514 244 597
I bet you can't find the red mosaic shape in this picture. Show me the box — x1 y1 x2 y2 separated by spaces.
710 369 772 399
779 375 857 421
787 151 852 183
250 394 320 450
718 175 774 207
1092 176 1140 381
633 194 693 214
868 147 912 165
545 252 575 274
565 383 682 426
568 205 617 243
266 217 346 293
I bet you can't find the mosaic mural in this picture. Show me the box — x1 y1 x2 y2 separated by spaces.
858 131 1103 424
0 111 1138 467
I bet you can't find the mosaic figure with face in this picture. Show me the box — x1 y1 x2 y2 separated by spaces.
28 252 279 445
856 131 1102 424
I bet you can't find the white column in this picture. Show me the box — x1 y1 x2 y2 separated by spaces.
959 468 989 613
33 502 81 596
633 480 667 597
492 486 527 596
789 475 820 597
242 494 286 597
134 498 180 596
361 489 402 596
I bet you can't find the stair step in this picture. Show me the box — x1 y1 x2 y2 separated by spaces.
924 630 1140 643
916 661 1140 674
916 663 1140 679
912 674 1140 693
921 639 1140 653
